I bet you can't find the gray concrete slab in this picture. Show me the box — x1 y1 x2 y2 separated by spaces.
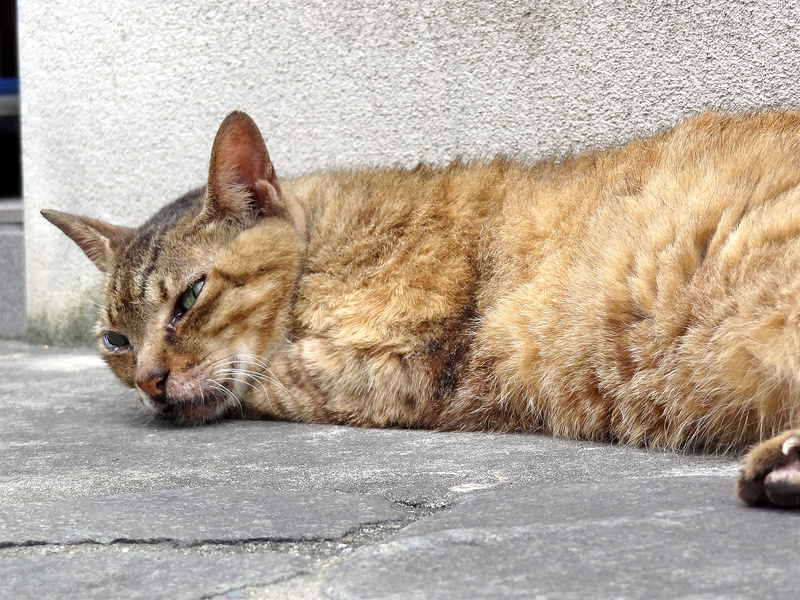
324 478 799 599
0 488 404 546
0 341 737 508
1 340 795 599
1 551 308 600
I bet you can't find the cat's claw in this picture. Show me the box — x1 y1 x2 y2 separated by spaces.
763 435 800 506
780 435 800 455
737 431 800 508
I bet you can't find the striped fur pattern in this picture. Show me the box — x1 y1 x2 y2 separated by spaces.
43 110 800 506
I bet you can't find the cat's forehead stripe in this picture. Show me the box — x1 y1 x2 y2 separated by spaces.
134 242 164 300
102 189 209 332
104 234 160 324
158 280 169 302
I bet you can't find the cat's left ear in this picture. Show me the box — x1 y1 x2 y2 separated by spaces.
40 210 132 272
203 111 305 236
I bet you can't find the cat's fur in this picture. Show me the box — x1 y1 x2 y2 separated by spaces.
43 110 800 507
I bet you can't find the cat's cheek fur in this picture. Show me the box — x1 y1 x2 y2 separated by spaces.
99 347 136 389
128 222 303 423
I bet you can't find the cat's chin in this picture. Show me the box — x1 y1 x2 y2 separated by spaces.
174 401 231 424
142 391 235 424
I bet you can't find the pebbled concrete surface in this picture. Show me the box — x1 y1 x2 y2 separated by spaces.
325 478 799 599
2 551 309 600
0 488 405 546
1 340 796 599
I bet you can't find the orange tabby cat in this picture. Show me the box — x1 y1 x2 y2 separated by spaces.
43 110 799 507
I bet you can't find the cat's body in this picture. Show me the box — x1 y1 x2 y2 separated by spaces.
44 110 800 507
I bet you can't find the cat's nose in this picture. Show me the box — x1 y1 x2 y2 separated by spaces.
137 370 169 399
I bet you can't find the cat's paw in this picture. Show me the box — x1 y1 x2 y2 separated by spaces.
736 430 800 507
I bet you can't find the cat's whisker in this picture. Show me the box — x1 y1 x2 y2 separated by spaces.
216 367 272 383
199 349 231 368
208 380 244 418
233 353 272 370
208 356 241 368
210 355 292 405
136 403 158 426
81 299 105 312
235 358 282 402
216 375 266 399
261 369 297 402
229 355 289 386
216 373 271 398
207 378 236 398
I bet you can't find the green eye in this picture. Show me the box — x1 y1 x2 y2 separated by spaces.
103 331 130 350
179 278 205 311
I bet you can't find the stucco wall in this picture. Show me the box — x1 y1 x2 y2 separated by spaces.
19 0 800 343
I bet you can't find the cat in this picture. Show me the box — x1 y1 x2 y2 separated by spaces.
42 110 799 508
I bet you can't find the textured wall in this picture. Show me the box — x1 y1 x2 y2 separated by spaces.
19 0 800 343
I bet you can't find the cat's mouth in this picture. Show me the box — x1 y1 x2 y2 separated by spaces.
143 384 236 423
136 355 261 423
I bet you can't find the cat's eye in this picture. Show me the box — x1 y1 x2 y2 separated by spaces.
178 278 205 312
103 331 130 350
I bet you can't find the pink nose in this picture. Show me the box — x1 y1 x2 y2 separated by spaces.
137 370 169 398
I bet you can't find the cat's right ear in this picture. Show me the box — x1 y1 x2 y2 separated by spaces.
41 210 131 272
203 111 306 237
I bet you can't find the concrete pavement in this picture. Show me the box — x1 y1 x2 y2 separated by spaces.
0 340 796 599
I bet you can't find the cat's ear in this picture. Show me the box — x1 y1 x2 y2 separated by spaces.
204 111 304 235
41 209 131 272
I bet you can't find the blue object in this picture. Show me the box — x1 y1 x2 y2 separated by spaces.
0 78 19 95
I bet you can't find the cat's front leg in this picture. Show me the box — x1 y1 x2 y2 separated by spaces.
737 430 800 507
241 337 432 428
232 340 333 424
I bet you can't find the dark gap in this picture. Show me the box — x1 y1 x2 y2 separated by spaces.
0 0 20 199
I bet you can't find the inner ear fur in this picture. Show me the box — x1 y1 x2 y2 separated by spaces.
41 209 132 272
204 111 305 236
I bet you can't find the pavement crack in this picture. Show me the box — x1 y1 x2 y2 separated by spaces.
393 497 453 510
0 540 48 550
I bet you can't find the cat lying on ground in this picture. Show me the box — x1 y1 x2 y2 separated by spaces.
43 110 800 507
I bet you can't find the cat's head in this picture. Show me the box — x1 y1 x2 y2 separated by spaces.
42 112 305 422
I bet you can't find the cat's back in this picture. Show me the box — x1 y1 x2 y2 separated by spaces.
282 161 514 339
281 110 798 336
409 109 798 440
243 110 798 438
